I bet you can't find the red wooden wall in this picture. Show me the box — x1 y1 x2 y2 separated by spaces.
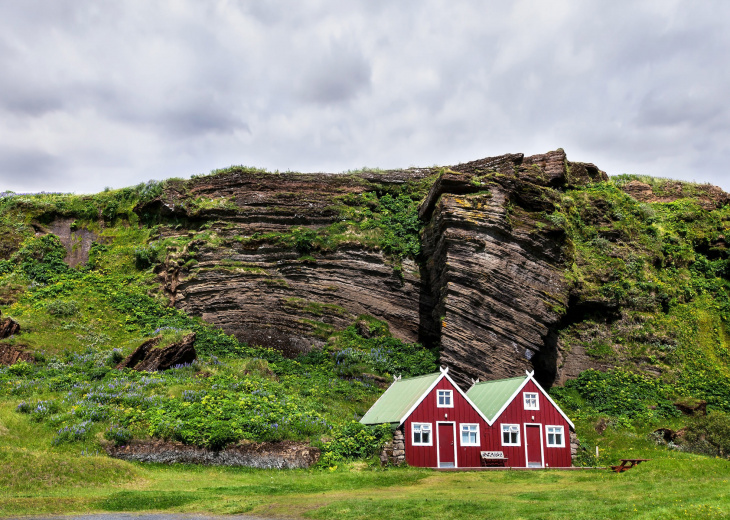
402 377 572 468
488 380 572 468
403 377 489 468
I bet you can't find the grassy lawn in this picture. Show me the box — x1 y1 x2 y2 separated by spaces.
1 456 729 519
2 407 729 520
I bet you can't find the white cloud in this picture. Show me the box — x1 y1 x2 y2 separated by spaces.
0 0 728 193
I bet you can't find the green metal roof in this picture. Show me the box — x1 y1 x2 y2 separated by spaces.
359 372 442 425
466 376 526 422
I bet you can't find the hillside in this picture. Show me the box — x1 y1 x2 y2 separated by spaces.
1 148 730 462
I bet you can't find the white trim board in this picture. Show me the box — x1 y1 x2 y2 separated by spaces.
397 368 492 426
523 422 544 468
436 421 458 469
488 373 575 430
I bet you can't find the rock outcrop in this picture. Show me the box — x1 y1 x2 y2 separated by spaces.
0 313 20 339
137 151 612 386
117 333 197 371
106 439 320 469
0 344 33 366
419 151 575 387
622 180 730 210
153 169 436 357
47 218 99 267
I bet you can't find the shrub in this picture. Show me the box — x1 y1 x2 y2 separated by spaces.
134 245 162 270
46 299 79 317
559 369 680 420
104 425 133 446
680 411 730 458
12 235 68 283
7 361 34 377
53 421 92 444
318 421 392 466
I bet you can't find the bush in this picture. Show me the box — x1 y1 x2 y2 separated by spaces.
104 425 133 446
7 361 34 377
680 411 730 457
12 235 68 283
53 421 92 444
46 299 79 317
134 245 162 270
559 369 680 420
318 421 392 466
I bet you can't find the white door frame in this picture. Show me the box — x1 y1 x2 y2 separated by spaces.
436 421 458 468
523 422 544 468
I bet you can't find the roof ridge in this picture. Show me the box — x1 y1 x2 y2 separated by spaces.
469 375 525 388
397 371 440 381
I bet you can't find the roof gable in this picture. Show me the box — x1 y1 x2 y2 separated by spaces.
359 372 441 425
466 376 525 422
466 371 575 429
360 367 492 426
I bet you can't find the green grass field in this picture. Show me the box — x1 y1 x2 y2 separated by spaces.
2 402 729 520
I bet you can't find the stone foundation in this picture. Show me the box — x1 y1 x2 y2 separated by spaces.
570 429 580 465
380 427 406 466
106 439 320 469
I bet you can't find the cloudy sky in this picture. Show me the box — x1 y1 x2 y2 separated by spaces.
1 0 729 194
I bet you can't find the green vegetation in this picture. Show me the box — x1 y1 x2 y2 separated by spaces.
2 431 730 518
0 181 437 460
549 179 730 415
1 167 730 517
233 191 424 265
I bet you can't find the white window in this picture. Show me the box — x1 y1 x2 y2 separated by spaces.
523 392 539 410
460 424 480 446
546 425 565 447
437 390 453 408
412 423 432 446
501 424 520 446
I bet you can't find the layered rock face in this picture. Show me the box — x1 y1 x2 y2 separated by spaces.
143 151 607 386
149 170 436 356
419 151 606 387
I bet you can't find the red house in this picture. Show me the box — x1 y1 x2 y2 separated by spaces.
360 367 574 468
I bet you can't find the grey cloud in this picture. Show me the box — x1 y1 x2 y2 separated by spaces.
0 1 729 192
296 40 371 104
0 147 65 191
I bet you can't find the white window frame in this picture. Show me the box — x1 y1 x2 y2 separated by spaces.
460 423 480 446
545 425 565 447
412 422 432 446
437 389 453 408
523 392 539 410
501 423 520 446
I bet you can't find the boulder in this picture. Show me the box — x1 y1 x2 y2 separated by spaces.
674 399 707 416
117 333 196 372
653 427 678 443
0 343 33 366
0 312 20 339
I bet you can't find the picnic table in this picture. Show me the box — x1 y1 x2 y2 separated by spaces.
610 458 650 473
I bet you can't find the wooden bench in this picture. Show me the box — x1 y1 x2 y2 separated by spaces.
481 451 508 467
610 458 650 473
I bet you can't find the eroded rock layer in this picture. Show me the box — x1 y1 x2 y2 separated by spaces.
144 151 610 384
419 150 607 387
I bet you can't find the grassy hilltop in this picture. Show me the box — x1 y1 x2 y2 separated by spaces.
1 165 730 518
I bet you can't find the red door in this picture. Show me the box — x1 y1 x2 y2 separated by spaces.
525 424 543 467
438 423 455 467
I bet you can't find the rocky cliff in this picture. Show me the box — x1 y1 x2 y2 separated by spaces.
135 150 612 388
